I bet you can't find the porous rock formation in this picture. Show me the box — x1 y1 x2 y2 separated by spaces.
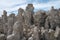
0 4 60 40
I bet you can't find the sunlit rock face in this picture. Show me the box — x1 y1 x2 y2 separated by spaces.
7 13 16 35
24 4 34 25
2 10 7 23
45 6 60 30
0 4 60 40
0 34 6 40
33 26 40 40
2 10 8 38
33 10 47 28
7 8 24 40
17 8 24 22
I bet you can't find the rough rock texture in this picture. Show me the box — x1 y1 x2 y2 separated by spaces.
7 21 23 40
45 6 60 30
0 18 3 34
32 27 40 40
33 10 47 27
24 4 34 25
7 13 16 35
0 4 60 40
7 8 24 40
0 34 6 40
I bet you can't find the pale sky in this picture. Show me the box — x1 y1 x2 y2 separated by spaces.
0 0 60 16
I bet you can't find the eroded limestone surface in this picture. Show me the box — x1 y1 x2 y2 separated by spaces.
0 4 60 40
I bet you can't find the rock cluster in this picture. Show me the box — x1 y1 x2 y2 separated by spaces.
0 4 60 40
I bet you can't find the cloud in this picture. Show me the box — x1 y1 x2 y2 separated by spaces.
33 0 60 11
0 0 27 16
0 0 60 16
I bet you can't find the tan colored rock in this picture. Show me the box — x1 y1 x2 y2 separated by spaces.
45 6 60 30
7 13 16 35
24 4 34 25
32 26 40 40
34 10 47 28
0 34 6 40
